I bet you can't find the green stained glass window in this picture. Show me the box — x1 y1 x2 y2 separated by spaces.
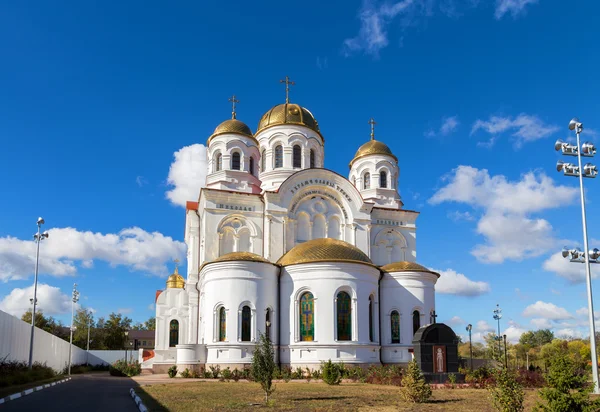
391 311 400 344
299 292 314 341
219 307 226 342
241 306 251 342
169 320 179 347
337 292 352 341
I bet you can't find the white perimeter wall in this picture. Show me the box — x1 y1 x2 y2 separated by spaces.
0 310 135 372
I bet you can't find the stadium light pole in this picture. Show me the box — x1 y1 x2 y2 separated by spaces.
28 217 49 370
68 283 80 376
493 304 502 359
466 324 473 371
555 118 599 394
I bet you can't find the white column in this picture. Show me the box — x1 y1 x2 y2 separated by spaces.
266 215 273 259
351 223 357 246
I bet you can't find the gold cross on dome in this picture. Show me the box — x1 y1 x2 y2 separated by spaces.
369 118 376 140
228 95 239 119
280 76 295 104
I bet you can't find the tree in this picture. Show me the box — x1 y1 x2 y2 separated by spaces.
72 308 94 349
131 317 156 331
22 309 58 333
399 360 432 403
102 312 132 350
251 332 276 403
458 342 486 359
520 330 554 348
489 368 525 412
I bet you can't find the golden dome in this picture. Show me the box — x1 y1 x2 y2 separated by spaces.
256 103 322 137
166 265 185 289
207 118 256 146
213 251 272 264
380 261 440 277
278 238 374 267
349 139 397 168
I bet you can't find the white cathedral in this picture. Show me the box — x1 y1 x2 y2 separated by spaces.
146 86 440 373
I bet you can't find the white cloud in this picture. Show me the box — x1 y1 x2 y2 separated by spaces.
471 114 558 148
495 0 539 19
342 0 418 56
575 307 600 320
475 320 494 333
0 227 186 281
117 308 133 314
440 116 459 135
446 315 465 326
0 283 73 316
447 211 475 221
530 318 553 329
135 176 148 187
430 166 578 263
555 328 583 339
522 301 573 320
543 251 600 284
503 320 527 343
434 268 491 296
165 144 207 207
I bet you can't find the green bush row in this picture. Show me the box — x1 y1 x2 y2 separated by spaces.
109 360 141 377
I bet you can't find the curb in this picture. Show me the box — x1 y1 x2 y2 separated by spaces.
0 377 71 405
129 388 148 412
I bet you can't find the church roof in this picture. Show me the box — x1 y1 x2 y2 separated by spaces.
207 118 256 146
380 261 440 277
278 238 374 267
166 266 185 289
256 103 322 138
349 139 397 168
213 251 273 265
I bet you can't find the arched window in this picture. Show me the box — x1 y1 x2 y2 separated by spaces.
265 308 272 341
380 171 387 188
368 295 374 342
413 310 420 336
219 307 227 342
363 172 370 190
336 291 352 341
169 320 179 347
391 311 400 344
241 306 251 342
299 292 314 341
261 149 266 172
293 145 302 168
274 145 283 169
215 153 222 172
249 157 255 176
231 152 241 170
310 149 315 168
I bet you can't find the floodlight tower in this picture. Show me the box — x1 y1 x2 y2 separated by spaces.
555 117 599 394
493 304 502 359
68 283 80 376
28 217 49 370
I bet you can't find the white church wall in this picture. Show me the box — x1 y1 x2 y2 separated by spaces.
379 271 437 364
155 288 190 350
200 261 278 366
279 262 380 367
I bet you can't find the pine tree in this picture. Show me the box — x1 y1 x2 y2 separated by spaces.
251 332 276 403
399 360 432 403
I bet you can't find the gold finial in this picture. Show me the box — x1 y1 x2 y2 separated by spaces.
173 258 180 274
279 76 295 104
369 118 376 140
228 95 239 119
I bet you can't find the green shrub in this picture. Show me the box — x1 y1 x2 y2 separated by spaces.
321 360 342 385
488 368 524 412
241 367 253 381
191 368 201 379
222 367 232 381
109 360 141 377
534 356 600 412
180 368 191 378
399 360 432 403
168 365 177 378
251 332 276 403
209 365 220 379
312 369 322 380
281 366 292 382
0 359 56 387
232 368 240 382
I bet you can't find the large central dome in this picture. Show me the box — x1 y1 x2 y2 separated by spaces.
278 238 373 267
257 103 321 137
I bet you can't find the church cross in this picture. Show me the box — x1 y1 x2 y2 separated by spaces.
228 95 239 120
369 118 376 140
280 76 295 104
430 310 438 324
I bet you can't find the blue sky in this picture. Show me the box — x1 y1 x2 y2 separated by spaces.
1 0 600 341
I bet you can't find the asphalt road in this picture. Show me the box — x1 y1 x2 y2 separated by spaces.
1 373 138 412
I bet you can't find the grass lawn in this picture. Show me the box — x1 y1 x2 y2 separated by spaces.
0 375 66 398
137 381 543 411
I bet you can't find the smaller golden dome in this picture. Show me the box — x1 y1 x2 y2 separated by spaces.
166 266 185 289
381 261 440 277
257 103 322 138
213 251 272 264
349 139 397 168
278 238 373 267
207 119 256 146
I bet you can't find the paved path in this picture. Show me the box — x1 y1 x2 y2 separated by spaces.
1 373 137 412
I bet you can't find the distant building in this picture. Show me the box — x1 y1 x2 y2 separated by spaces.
126 330 155 349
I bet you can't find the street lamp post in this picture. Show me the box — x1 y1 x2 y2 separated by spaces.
124 331 129 362
555 118 599 394
86 313 92 366
466 324 473 371
503 334 508 369
28 217 49 370
67 283 80 376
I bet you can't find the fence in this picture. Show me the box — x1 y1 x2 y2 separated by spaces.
0 309 136 372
